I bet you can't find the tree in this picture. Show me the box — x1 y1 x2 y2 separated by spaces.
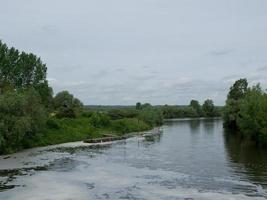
190 99 202 116
0 89 46 153
0 40 52 109
202 99 215 117
237 85 267 143
53 91 83 118
228 78 248 100
136 102 142 110
223 79 248 128
0 41 47 89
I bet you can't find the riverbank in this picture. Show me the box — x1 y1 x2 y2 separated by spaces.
0 127 161 171
2 116 154 154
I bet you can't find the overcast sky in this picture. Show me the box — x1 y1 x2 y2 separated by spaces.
1 0 267 105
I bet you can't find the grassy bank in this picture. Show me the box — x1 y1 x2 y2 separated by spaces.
27 116 153 148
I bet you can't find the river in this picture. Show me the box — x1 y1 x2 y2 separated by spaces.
0 118 267 200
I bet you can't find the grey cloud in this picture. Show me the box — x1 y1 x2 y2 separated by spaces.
210 49 234 56
257 66 267 72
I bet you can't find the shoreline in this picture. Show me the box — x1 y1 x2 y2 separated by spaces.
0 127 162 171
164 117 222 122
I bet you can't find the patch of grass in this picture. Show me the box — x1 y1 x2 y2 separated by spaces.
111 118 151 135
30 117 152 147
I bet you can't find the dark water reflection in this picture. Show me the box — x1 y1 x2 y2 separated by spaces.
0 118 267 200
224 130 267 188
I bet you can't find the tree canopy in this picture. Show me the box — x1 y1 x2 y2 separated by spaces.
224 79 267 145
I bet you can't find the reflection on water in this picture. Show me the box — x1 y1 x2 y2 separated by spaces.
224 130 267 188
0 118 267 200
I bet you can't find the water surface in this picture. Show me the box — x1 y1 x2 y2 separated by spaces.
0 118 267 200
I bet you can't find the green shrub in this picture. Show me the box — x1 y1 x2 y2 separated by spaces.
111 118 150 135
0 89 46 153
46 118 60 129
90 112 111 128
137 108 163 127
53 91 83 118
107 109 138 120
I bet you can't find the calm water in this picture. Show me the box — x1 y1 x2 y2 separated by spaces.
0 118 267 200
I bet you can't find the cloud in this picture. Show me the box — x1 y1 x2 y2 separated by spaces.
209 49 234 56
256 66 267 72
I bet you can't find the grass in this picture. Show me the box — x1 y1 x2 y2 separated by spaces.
31 117 152 147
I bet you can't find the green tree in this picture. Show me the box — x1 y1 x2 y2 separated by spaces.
136 102 142 110
53 91 83 118
228 78 248 100
0 89 46 153
237 85 267 143
190 99 202 116
0 41 47 89
223 79 248 128
202 99 215 117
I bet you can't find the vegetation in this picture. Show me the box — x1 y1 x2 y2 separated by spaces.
160 99 220 119
53 91 83 118
224 79 267 145
0 40 221 154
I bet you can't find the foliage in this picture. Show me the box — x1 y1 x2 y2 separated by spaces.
0 89 46 153
223 78 248 128
228 78 248 100
89 112 111 128
53 91 83 118
202 99 217 117
224 79 267 145
190 100 203 116
46 118 60 129
107 109 138 120
237 85 267 143
137 108 163 127
136 102 142 110
111 118 150 135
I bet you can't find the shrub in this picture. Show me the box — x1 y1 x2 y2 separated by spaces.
0 89 46 153
111 118 150 135
46 118 60 129
53 91 83 118
89 112 111 128
138 108 163 127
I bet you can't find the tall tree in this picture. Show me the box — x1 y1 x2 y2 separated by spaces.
223 78 248 128
190 99 202 116
53 91 83 118
202 99 215 117
136 102 142 110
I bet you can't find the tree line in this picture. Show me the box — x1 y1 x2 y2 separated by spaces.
223 78 267 145
152 99 221 119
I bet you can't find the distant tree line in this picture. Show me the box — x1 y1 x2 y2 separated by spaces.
223 78 267 145
154 99 221 119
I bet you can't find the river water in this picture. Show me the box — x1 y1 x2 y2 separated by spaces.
0 118 267 200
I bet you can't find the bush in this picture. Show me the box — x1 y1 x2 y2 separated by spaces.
53 91 83 118
46 118 60 129
111 118 150 135
89 112 111 128
138 108 163 127
107 109 138 120
237 86 267 143
81 111 94 118
0 89 46 153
